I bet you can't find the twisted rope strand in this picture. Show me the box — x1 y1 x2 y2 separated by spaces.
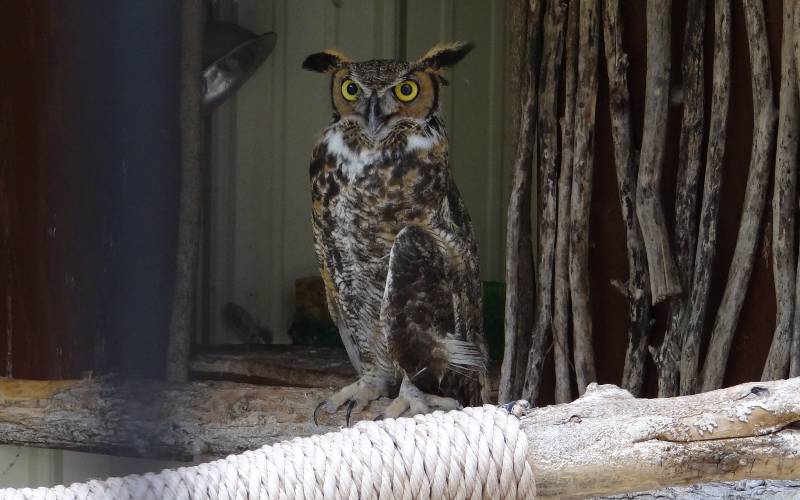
0 405 535 500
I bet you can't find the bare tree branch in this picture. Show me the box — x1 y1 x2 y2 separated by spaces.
702 0 777 392
602 0 653 397
500 0 544 403
636 0 681 305
680 0 731 396
569 0 600 394
523 0 567 404
653 0 706 398
552 0 580 405
763 0 799 381
790 1 800 379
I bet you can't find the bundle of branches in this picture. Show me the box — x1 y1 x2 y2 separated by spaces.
501 0 798 403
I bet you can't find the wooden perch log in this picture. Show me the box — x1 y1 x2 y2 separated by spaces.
654 0 706 398
602 0 652 397
0 376 798 499
526 378 800 499
552 0 579 405
523 0 566 404
702 0 777 392
764 1 800 381
500 0 543 403
568 0 600 394
636 0 681 304
680 0 731 396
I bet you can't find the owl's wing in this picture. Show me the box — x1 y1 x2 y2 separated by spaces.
310 149 363 374
382 187 488 405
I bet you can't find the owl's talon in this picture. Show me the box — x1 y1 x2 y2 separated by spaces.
345 399 358 427
313 377 389 426
381 374 462 419
313 401 327 426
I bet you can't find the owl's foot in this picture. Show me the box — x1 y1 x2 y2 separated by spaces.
313 376 388 427
375 375 462 420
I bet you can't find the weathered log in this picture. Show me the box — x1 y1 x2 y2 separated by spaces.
523 0 566 404
680 0 731 395
636 0 681 304
0 377 797 499
653 0 706 398
500 0 543 403
569 0 600 394
166 0 204 382
0 377 374 461
526 379 800 499
552 0 579 405
763 0 799 382
702 0 777 392
602 0 652 397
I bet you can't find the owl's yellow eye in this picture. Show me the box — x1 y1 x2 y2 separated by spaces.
341 79 360 101
394 80 419 102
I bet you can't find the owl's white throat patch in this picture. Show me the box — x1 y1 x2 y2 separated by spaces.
324 130 383 181
405 134 437 153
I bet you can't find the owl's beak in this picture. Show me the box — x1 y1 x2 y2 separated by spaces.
366 94 385 134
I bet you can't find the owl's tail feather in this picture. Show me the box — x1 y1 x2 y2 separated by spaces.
442 337 485 376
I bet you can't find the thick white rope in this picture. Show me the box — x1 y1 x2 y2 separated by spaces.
0 405 535 500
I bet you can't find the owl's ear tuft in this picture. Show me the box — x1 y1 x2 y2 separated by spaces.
302 49 350 73
416 41 474 70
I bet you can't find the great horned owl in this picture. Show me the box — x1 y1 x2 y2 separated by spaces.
303 42 488 423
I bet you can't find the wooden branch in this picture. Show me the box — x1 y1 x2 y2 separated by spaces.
654 0 706 398
1 376 797 499
0 377 381 461
552 0 579 405
764 1 799 381
793 2 800 379
602 0 653 397
189 345 501 396
190 345 358 388
636 0 681 304
167 0 204 382
702 0 777 392
525 378 800 499
523 0 566 404
500 0 544 403
603 481 800 499
680 0 731 395
568 0 600 394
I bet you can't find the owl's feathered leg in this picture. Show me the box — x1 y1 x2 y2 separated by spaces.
377 225 485 419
